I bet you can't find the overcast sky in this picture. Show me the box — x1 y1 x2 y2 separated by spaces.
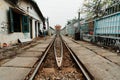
35 0 84 28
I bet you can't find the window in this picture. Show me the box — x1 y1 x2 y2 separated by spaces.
22 15 29 33
9 8 29 33
9 8 21 32
13 11 21 32
9 8 14 33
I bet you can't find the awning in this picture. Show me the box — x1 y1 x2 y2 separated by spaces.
11 7 26 15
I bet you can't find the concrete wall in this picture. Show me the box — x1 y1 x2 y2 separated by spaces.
66 24 75 37
61 27 66 35
19 0 42 21
0 1 24 47
0 0 43 47
19 0 42 39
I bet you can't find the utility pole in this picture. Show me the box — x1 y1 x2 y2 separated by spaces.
78 9 82 40
43 22 46 40
46 17 50 36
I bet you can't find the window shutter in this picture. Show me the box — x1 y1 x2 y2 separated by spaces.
22 15 29 33
9 7 14 32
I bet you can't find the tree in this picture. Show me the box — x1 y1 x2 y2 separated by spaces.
82 0 114 18
66 18 78 25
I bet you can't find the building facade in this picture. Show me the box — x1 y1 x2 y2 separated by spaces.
0 0 45 47
49 27 55 35
61 27 66 35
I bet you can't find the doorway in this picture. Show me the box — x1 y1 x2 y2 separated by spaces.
30 19 33 39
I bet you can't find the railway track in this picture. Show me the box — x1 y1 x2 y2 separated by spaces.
26 35 92 80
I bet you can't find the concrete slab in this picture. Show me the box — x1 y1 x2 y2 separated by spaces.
0 67 30 80
84 62 120 80
106 55 120 66
68 43 82 48
26 48 45 52
18 51 43 57
74 49 120 80
63 38 73 44
76 41 88 45
34 44 49 48
2 57 38 68
36 40 44 43
73 49 94 55
73 49 110 63
0 59 11 66
70 46 87 50
63 36 120 80
77 53 108 64
85 45 100 50
97 52 117 56
43 40 52 43
93 49 108 53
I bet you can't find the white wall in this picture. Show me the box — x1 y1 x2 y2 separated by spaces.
0 0 43 47
19 0 43 39
0 1 25 47
19 0 42 21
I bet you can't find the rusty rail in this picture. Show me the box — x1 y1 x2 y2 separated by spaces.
29 36 55 80
63 40 93 80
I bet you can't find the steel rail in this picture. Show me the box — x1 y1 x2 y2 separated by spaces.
63 41 92 80
60 38 63 60
29 37 55 80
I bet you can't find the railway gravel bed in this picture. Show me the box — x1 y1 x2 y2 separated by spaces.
34 36 86 80
55 35 62 57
